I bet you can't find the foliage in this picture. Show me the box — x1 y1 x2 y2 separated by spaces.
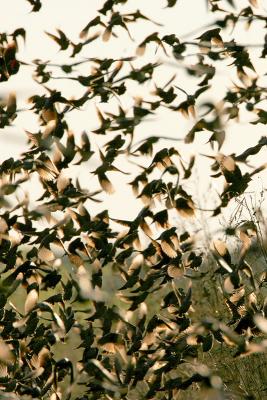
0 0 267 399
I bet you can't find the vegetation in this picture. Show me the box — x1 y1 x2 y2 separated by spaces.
0 0 267 398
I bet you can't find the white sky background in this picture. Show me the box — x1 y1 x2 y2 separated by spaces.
1 0 267 231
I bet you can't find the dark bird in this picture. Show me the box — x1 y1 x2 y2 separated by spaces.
171 85 210 118
157 227 180 258
35 153 59 181
45 29 69 51
91 149 129 194
136 32 167 56
74 131 94 164
196 28 223 47
111 206 153 236
149 147 179 171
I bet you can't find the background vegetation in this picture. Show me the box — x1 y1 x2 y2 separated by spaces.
0 0 267 398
